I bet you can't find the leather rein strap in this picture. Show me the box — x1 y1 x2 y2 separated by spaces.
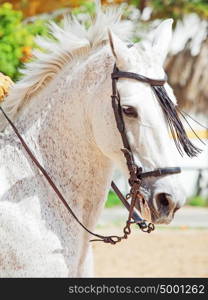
0 64 181 245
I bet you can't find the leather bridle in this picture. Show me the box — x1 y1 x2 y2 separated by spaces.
0 64 181 245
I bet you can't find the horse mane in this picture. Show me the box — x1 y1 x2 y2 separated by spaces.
0 2 132 131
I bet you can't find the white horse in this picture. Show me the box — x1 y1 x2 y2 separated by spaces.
0 5 185 277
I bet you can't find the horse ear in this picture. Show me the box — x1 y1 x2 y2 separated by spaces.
152 19 173 65
108 29 131 69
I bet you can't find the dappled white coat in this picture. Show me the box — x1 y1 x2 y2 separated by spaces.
0 3 184 277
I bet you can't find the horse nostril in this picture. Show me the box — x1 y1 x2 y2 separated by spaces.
156 193 171 207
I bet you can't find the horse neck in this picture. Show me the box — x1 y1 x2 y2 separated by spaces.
12 46 115 230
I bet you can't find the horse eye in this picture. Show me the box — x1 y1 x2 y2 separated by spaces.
122 106 138 118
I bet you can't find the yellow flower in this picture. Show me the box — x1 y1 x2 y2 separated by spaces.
21 46 33 63
0 73 13 102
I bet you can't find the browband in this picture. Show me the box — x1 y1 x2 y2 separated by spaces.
112 70 167 86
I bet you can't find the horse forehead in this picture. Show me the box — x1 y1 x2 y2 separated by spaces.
129 47 165 78
118 81 177 109
117 80 153 101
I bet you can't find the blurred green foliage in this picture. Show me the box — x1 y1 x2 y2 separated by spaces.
105 190 122 208
0 2 48 80
188 195 208 207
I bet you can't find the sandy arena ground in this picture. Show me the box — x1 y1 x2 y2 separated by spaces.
93 228 208 277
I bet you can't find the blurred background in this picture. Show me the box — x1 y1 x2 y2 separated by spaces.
0 0 207 277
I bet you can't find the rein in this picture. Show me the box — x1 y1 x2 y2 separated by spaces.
0 64 181 245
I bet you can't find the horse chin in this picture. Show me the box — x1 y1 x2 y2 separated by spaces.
151 215 173 225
